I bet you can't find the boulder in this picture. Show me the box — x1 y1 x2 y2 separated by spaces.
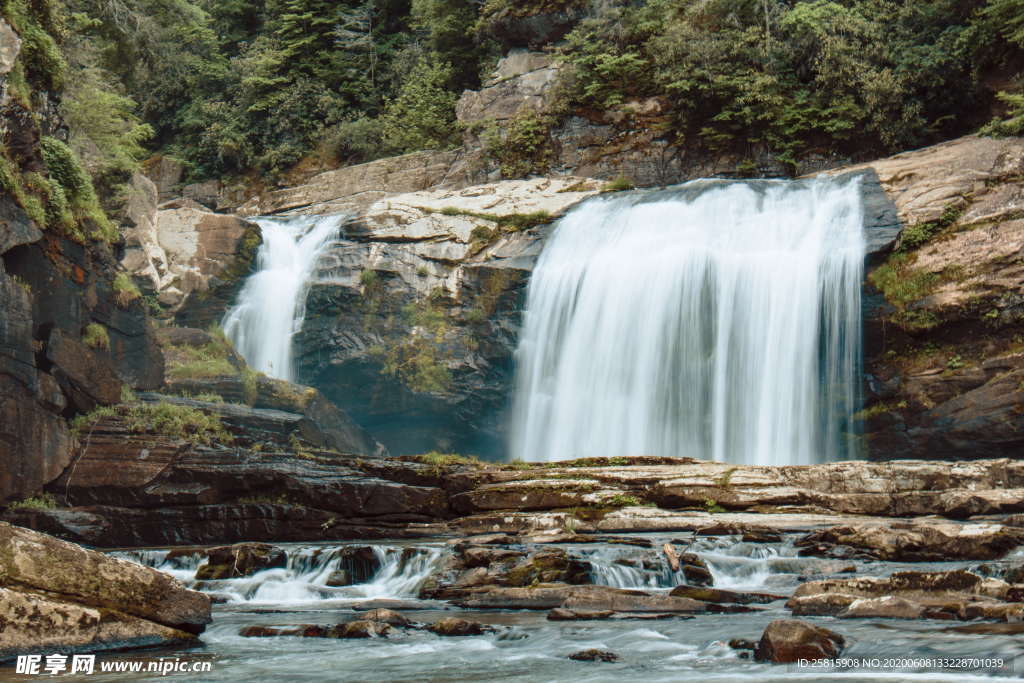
547 608 614 621
840 596 926 620
362 609 411 627
239 625 327 638
426 617 493 637
681 553 713 587
668 586 784 604
46 328 123 412
754 619 845 664
195 542 287 579
327 620 391 639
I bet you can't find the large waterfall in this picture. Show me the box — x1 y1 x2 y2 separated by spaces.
222 214 340 381
510 178 865 465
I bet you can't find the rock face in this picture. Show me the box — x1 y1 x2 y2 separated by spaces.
849 135 1024 461
0 523 210 660
121 188 262 322
754 619 845 664
296 176 603 456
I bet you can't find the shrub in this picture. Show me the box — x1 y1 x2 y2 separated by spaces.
6 493 58 511
82 323 110 350
359 269 380 288
71 401 231 445
603 175 635 192
484 109 554 178
39 137 116 242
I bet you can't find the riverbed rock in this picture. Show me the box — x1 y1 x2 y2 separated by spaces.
668 586 785 605
239 625 327 638
681 553 714 587
787 570 1024 621
568 649 620 663
426 617 494 637
327 620 392 639
547 608 614 621
362 609 412 627
795 521 1024 561
195 543 287 579
754 619 845 664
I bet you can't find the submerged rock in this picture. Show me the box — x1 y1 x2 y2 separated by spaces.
568 649 620 663
754 619 845 664
239 625 327 638
680 553 714 587
327 620 392 639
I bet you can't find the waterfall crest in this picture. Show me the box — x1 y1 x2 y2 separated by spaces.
222 214 341 381
510 178 865 465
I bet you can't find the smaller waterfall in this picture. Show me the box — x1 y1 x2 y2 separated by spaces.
222 214 342 381
113 545 445 605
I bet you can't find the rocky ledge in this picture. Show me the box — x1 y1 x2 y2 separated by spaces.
0 523 209 661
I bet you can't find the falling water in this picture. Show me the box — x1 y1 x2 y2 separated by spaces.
222 214 342 381
511 177 865 465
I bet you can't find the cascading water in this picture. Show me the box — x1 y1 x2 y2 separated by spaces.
221 214 342 381
511 177 866 465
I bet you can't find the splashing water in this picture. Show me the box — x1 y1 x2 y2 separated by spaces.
222 214 341 381
510 178 865 464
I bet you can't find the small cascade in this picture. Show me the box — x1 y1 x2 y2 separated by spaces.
581 546 685 589
112 545 445 604
222 214 342 381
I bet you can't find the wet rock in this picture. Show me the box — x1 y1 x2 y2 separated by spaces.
427 617 494 637
325 570 354 587
568 649 619 663
352 599 439 612
327 620 392 639
669 586 785 605
547 608 614 621
195 542 287 580
681 553 713 587
239 625 327 638
362 609 412 627
46 328 123 412
788 570 1024 622
754 619 845 664
461 546 526 568
331 546 382 585
729 639 757 651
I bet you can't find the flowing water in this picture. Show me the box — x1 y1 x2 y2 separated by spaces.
66 536 1022 682
511 178 866 464
221 214 342 381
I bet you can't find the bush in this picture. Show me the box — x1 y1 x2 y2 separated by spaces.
72 401 231 445
379 57 460 154
6 493 58 511
484 109 554 178
39 137 116 242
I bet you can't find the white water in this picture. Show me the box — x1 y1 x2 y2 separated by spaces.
114 544 445 605
222 214 342 381
511 178 866 464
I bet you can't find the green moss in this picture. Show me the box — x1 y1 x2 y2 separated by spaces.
39 137 116 242
853 399 908 421
360 269 380 288
82 323 109 350
120 385 137 403
602 175 636 192
605 494 648 507
71 401 231 445
6 493 58 511
112 273 141 308
704 498 727 514
414 451 483 467
241 366 259 406
216 226 263 285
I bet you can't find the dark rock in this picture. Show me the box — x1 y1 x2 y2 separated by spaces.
324 570 354 587
330 546 382 585
729 638 757 651
754 619 845 664
681 553 713 587
568 649 619 663
46 328 123 412
0 195 41 254
326 620 391 639
426 617 493 637
195 542 287 579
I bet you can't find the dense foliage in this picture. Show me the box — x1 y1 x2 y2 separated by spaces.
4 0 1024 191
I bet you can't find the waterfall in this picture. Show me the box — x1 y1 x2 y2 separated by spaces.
222 214 341 381
510 177 865 465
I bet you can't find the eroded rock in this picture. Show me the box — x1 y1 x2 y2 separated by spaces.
195 543 287 580
754 619 845 664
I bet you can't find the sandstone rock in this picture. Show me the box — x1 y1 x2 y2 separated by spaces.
681 553 713 587
0 587 199 661
195 542 287 579
456 50 562 125
668 586 784 605
0 523 210 633
362 609 411 627
754 619 845 664
796 522 1024 561
327 620 391 639
547 608 614 621
426 617 493 637
46 328 123 412
568 649 619 663
839 596 926 619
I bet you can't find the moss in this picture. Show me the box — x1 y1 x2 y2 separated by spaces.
414 451 483 467
6 493 58 510
704 498 727 513
39 137 116 242
82 323 109 350
71 401 231 445
9 274 31 294
373 296 454 395
120 385 137 403
241 366 259 406
165 326 242 381
216 225 263 285
853 399 908 421
112 273 141 308
360 268 380 288
605 494 651 507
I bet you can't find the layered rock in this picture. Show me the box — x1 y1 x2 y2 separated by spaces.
0 523 209 660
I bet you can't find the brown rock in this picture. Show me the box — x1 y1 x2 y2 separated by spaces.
681 553 713 587
362 608 411 627
327 620 391 639
195 542 287 580
669 586 784 605
754 619 845 663
426 617 493 637
547 608 614 621
239 625 327 638
839 596 926 619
